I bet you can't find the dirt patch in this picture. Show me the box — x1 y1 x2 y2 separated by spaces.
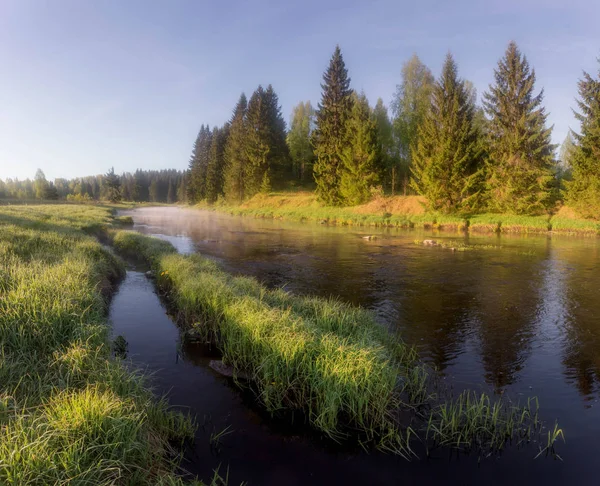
352 195 427 215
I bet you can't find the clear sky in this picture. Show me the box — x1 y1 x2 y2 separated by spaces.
0 0 598 181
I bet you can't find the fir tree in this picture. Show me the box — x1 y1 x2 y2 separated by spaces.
223 93 248 203
313 45 354 205
565 59 600 217
339 93 379 205
205 124 229 203
103 167 121 202
411 54 484 212
483 41 556 214
263 85 291 188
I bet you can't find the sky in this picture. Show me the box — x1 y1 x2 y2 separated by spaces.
0 0 598 181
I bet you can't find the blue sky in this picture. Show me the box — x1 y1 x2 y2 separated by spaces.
0 0 598 181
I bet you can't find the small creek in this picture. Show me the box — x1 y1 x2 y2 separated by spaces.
108 207 600 485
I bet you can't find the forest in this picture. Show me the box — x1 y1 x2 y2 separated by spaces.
2 42 599 218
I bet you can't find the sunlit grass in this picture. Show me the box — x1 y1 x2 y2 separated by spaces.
0 205 200 485
114 229 556 458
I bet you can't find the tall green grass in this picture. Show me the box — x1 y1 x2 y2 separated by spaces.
113 230 553 458
0 206 205 485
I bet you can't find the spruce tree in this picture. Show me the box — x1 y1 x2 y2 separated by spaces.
103 167 121 203
565 59 600 217
483 42 556 214
223 94 248 203
187 125 212 203
205 124 229 203
313 45 354 205
339 93 379 205
244 86 272 197
263 85 291 188
411 54 484 212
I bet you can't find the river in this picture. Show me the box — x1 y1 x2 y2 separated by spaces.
110 206 600 485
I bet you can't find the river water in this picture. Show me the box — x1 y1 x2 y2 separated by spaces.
110 206 600 485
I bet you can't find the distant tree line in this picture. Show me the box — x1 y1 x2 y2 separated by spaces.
0 168 187 203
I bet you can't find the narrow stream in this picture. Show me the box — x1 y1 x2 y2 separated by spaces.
107 207 600 485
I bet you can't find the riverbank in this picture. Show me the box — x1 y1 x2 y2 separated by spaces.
0 205 202 485
199 192 600 235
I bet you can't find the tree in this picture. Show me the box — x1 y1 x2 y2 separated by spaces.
411 53 485 212
339 93 379 205
391 54 435 194
313 45 354 205
287 101 316 184
103 167 122 202
565 59 600 217
187 125 212 203
483 41 556 214
371 98 395 185
205 124 229 203
34 169 49 199
43 183 59 200
223 93 248 203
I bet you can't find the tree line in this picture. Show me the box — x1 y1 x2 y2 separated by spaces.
185 42 599 216
2 42 598 216
0 168 188 204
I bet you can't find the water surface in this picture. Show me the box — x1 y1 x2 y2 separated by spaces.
111 207 600 485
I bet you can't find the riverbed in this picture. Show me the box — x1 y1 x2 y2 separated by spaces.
110 206 600 485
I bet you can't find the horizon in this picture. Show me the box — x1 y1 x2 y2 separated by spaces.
1 0 599 181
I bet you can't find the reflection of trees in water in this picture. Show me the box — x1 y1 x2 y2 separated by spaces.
128 208 600 399
559 246 600 399
471 253 543 391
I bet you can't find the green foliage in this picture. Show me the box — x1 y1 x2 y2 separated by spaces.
313 45 354 205
205 125 229 203
243 85 290 198
187 125 213 203
34 169 49 199
287 101 316 184
339 93 379 205
103 167 122 203
371 98 395 184
0 205 196 485
565 58 600 217
223 93 249 203
483 42 556 214
391 54 435 194
411 54 484 212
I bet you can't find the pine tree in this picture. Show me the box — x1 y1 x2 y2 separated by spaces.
483 41 556 214
287 101 316 184
313 45 354 205
205 124 229 203
263 85 291 188
223 93 248 203
103 167 121 202
565 59 600 217
339 93 379 205
411 53 484 212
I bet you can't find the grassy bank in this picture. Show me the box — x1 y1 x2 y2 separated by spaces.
201 191 600 235
0 205 203 485
113 230 558 458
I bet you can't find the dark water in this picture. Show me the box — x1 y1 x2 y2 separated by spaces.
110 207 600 485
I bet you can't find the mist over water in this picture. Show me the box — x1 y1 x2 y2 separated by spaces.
112 206 600 485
